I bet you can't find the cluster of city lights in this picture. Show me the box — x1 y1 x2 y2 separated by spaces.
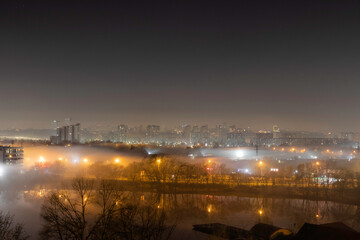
32 155 122 167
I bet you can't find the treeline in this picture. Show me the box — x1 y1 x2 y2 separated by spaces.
83 155 360 191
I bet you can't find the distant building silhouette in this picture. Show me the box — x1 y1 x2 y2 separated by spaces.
117 124 128 142
50 123 80 144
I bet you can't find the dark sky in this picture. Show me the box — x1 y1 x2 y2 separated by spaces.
1 0 360 131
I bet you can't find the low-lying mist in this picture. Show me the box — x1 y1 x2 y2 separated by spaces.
23 145 143 168
0 145 144 192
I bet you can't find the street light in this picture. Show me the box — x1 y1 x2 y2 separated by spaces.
258 161 264 177
315 161 320 185
115 158 120 163
39 156 46 163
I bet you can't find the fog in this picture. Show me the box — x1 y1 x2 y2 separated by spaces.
0 145 144 195
23 145 143 169
0 145 145 239
0 145 357 193
0 145 359 239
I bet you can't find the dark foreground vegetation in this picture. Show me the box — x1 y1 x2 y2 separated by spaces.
0 212 28 240
40 178 176 240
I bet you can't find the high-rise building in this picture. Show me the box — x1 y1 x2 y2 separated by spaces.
273 125 281 139
0 146 24 164
183 125 191 144
72 123 80 143
51 123 81 144
146 125 160 142
118 124 128 142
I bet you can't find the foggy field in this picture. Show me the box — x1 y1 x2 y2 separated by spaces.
0 146 359 239
1 145 359 203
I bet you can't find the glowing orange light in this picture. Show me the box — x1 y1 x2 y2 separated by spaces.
39 189 45 197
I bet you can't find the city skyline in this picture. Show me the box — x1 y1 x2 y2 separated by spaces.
1 1 360 131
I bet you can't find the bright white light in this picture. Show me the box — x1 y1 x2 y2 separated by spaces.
0 167 4 177
39 156 46 163
238 168 251 174
236 150 244 158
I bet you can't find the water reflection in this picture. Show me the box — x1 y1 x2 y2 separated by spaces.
0 189 359 240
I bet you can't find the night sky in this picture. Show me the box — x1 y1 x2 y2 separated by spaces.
1 0 360 131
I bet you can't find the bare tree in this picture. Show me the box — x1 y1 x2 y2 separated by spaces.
91 180 124 240
40 178 94 240
40 178 176 240
125 162 142 182
0 211 29 240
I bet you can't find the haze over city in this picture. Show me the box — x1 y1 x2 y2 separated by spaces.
1 0 360 131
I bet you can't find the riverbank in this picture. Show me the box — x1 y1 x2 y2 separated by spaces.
58 178 360 205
